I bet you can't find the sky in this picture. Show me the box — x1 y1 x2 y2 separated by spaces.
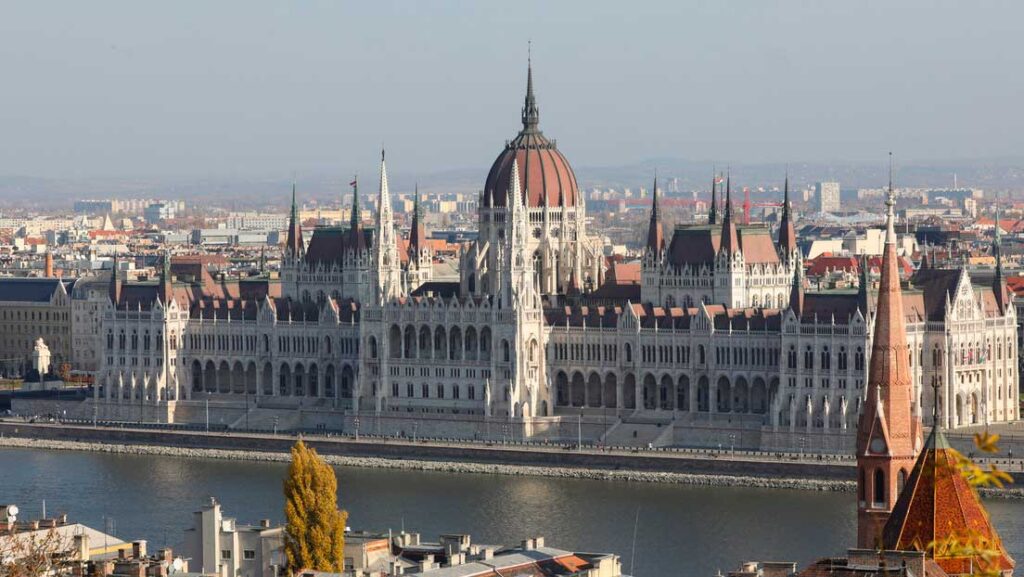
1 1 1023 181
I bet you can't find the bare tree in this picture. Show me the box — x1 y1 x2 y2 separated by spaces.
0 526 77 577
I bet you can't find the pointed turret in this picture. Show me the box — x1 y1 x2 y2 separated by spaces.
778 172 797 255
789 259 805 318
708 171 718 225
857 254 871 315
993 195 1011 314
109 253 122 306
350 175 360 231
645 172 665 254
285 182 304 258
719 174 739 254
409 183 427 255
160 250 173 303
856 156 922 549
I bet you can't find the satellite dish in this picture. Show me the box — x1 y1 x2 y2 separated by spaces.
171 558 184 573
5 505 18 517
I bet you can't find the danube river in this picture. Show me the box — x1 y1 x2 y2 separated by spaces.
3 448 1023 576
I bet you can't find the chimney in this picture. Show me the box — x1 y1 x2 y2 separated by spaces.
419 554 435 572
482 548 494 561
44 252 53 278
389 560 404 575
521 539 534 551
132 540 147 559
260 519 271 528
534 537 544 549
73 533 90 562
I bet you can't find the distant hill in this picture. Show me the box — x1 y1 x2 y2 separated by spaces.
2 156 1022 210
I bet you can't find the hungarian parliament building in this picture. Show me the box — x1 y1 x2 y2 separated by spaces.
92 64 1019 450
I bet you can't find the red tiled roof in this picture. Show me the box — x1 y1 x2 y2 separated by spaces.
1006 275 1024 296
883 429 1015 575
608 262 640 284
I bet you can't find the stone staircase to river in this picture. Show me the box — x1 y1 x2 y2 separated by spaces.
601 416 675 447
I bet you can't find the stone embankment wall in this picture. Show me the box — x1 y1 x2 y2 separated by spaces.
0 435 854 492
0 421 852 481
2 422 1020 498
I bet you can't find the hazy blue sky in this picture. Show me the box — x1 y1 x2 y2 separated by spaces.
1 1 1022 180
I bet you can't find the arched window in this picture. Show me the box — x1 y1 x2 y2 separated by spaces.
625 343 633 363
873 469 886 507
897 469 908 494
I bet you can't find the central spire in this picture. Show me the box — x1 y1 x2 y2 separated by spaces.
521 48 540 133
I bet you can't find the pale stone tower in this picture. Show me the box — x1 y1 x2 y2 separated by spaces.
715 176 747 308
404 184 433 292
371 150 402 304
501 160 547 419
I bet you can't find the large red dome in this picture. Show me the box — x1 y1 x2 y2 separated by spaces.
483 65 579 209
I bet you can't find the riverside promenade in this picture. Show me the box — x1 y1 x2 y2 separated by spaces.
2 418 1021 496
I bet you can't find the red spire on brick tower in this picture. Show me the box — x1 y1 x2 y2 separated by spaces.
856 155 923 549
645 171 665 254
881 381 1016 575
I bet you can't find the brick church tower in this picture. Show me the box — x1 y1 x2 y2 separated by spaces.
856 167 922 549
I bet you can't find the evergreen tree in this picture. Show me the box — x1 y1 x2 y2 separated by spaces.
283 440 347 572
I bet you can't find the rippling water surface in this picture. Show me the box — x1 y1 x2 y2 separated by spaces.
3 448 1023 576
